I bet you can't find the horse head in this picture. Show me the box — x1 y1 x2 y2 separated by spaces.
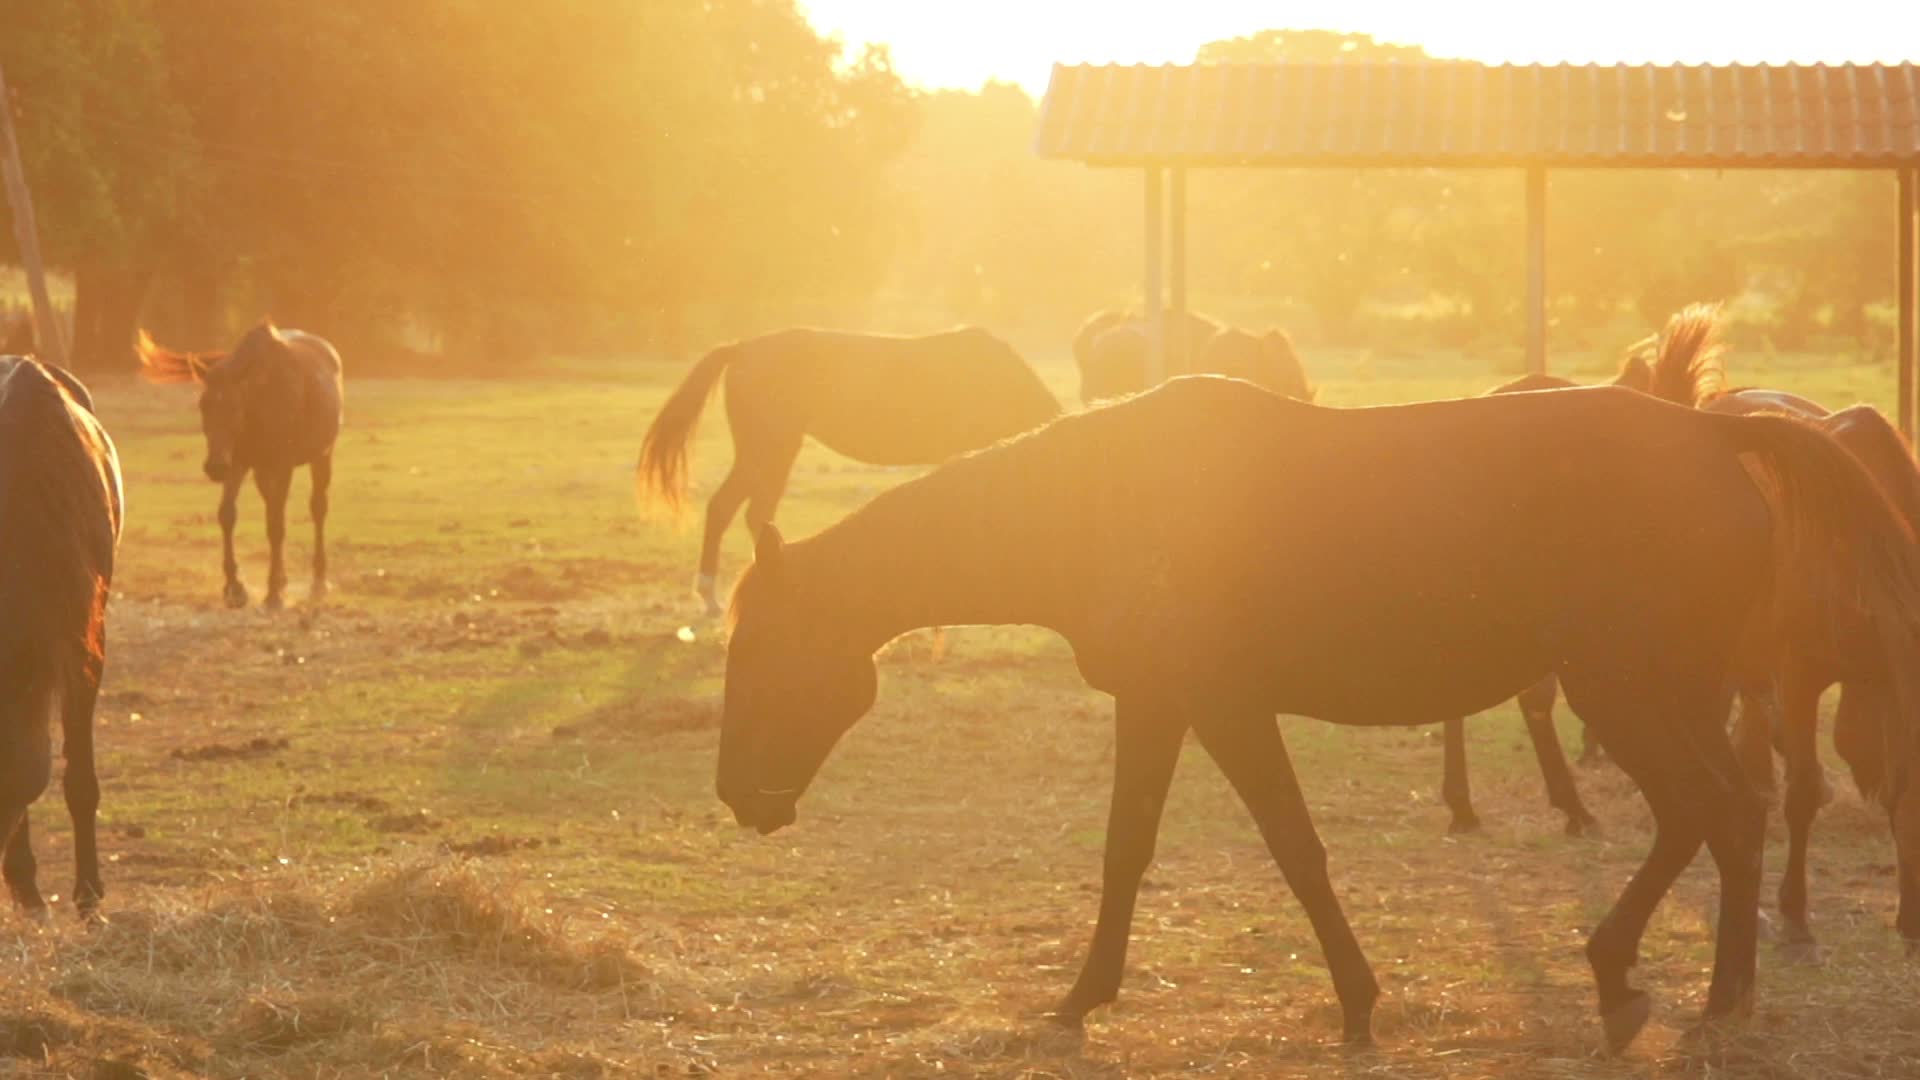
140 322 289 482
717 524 878 834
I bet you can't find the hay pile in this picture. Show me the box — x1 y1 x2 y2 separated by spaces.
0 860 707 1077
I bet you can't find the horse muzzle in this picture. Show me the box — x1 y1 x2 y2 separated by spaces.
719 783 799 835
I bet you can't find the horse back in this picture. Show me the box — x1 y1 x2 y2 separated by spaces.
733 327 1059 465
1065 381 1774 719
249 330 343 467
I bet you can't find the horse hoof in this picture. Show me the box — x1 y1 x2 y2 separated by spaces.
1447 815 1482 835
224 582 250 608
1565 814 1599 838
309 580 330 603
1601 991 1652 1054
264 593 285 613
1341 1020 1375 1047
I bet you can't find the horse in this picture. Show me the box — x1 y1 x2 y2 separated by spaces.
717 374 1920 1051
1196 327 1315 402
1434 308 1716 837
636 326 1061 616
137 321 343 610
1436 306 1920 949
0 355 123 920
1071 308 1223 403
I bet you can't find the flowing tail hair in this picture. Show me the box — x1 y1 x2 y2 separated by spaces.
134 330 222 385
1720 410 1920 807
636 344 738 514
1616 302 1725 406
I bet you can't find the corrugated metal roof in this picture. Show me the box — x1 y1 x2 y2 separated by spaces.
1035 62 1920 167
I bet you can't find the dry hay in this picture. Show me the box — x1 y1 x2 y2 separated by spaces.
0 859 707 1078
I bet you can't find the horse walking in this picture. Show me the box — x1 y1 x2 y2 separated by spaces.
1434 308 1713 836
138 321 343 610
717 375 1920 1051
637 326 1060 616
0 355 123 920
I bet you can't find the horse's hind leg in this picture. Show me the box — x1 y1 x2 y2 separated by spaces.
1053 696 1186 1027
1194 712 1378 1044
218 471 250 608
1439 716 1480 833
697 468 749 616
0 698 52 915
1729 684 1780 800
1771 674 1826 948
1517 676 1597 835
62 648 106 919
255 466 293 611
308 452 332 602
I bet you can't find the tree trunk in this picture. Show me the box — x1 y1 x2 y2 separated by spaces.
69 265 152 374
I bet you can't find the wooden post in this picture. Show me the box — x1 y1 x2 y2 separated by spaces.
0 62 65 366
1144 165 1165 386
1525 164 1547 374
1901 166 1917 441
1169 166 1189 376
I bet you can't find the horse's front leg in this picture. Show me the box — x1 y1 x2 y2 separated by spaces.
217 470 250 607
1052 696 1186 1026
1517 675 1597 835
1193 712 1379 1044
1439 716 1480 832
308 452 332 601
255 466 293 611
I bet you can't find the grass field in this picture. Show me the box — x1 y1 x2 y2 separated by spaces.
2 341 1917 1078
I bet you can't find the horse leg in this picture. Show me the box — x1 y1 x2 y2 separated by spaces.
1769 675 1824 948
1052 696 1186 1026
1192 712 1378 1042
63 647 105 919
1729 684 1779 802
1572 707 1705 1052
697 468 749 617
740 433 803 545
1439 716 1480 833
254 466 293 611
0 702 52 914
1892 766 1920 949
1693 725 1769 1021
1518 676 1597 835
308 452 332 602
218 470 250 608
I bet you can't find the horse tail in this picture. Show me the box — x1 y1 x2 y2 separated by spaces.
1720 411 1920 807
636 343 738 513
1640 303 1725 406
134 330 220 385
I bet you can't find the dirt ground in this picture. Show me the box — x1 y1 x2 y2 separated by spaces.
3 348 1917 1078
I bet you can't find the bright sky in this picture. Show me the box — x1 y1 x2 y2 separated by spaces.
800 0 1920 97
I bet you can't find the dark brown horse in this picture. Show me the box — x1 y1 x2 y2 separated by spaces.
1701 388 1920 948
637 326 1061 616
1435 309 1719 836
0 355 122 920
717 375 1920 1050
138 321 343 610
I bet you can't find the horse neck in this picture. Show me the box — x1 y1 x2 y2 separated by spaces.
789 459 1080 649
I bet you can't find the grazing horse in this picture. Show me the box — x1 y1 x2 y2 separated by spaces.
137 321 343 610
0 355 122 919
1072 308 1224 403
636 326 1061 616
718 375 1920 1050
1435 308 1718 836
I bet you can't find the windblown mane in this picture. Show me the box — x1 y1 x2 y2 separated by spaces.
136 329 226 384
1636 303 1725 407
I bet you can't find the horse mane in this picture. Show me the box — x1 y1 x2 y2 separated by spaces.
135 329 225 384
1640 303 1726 407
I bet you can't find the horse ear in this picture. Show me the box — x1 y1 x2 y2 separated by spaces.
755 523 786 571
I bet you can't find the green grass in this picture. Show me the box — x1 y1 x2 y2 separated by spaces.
2 344 1916 1077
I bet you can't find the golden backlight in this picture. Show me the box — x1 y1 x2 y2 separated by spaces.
802 0 1917 94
